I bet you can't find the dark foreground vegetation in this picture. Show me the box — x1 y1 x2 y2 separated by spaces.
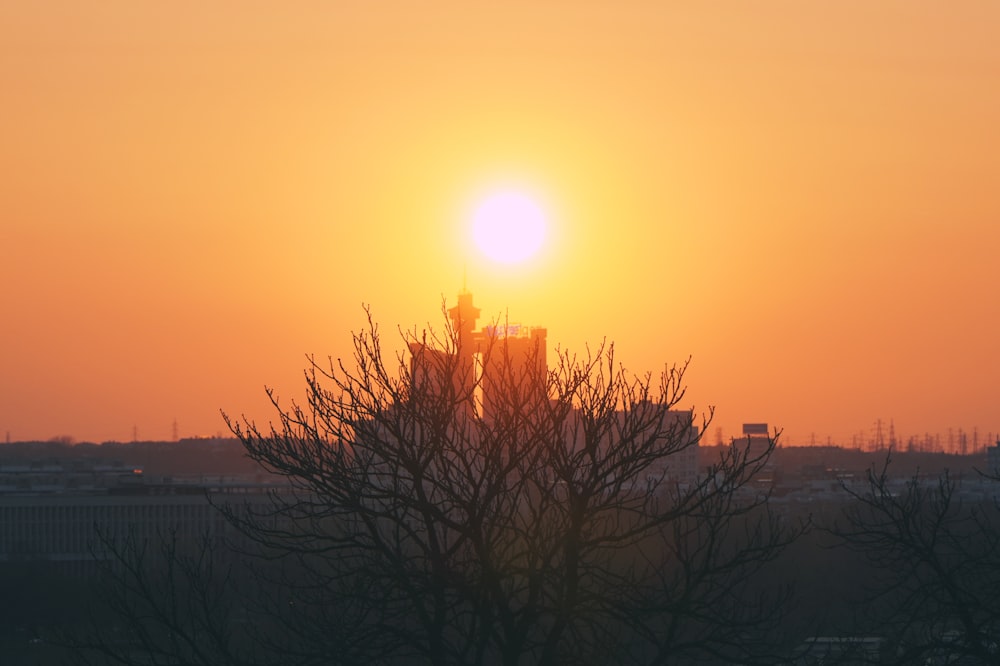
4 310 999 665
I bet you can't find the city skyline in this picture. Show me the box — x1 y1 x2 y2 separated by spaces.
2 2 999 445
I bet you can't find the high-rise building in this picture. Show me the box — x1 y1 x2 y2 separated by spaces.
411 289 548 422
478 322 548 424
412 292 697 488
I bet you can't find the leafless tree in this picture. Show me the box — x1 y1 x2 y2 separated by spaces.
67 528 253 666
824 458 1000 664
81 303 798 665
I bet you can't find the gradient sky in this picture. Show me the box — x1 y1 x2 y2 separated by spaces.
2 1 998 447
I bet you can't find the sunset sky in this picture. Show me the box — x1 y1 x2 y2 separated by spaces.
2 2 998 447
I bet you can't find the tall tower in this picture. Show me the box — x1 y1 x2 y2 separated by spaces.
409 288 549 422
448 289 482 398
448 289 481 347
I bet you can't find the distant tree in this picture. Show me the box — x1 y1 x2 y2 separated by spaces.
69 529 249 666
77 302 798 666
824 458 1000 664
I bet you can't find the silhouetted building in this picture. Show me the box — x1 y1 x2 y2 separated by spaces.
410 289 548 423
988 442 1000 477
0 461 283 577
408 343 475 414
737 423 772 451
640 407 700 488
479 322 548 424
448 288 482 389
409 291 697 485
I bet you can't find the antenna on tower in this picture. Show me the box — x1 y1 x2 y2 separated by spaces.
462 265 468 294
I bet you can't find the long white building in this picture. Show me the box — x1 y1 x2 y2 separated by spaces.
0 461 281 576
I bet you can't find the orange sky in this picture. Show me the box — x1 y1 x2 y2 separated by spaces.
2 2 999 447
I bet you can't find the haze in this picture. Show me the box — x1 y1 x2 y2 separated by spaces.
1 2 998 446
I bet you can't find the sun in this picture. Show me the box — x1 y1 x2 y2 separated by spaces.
471 191 547 264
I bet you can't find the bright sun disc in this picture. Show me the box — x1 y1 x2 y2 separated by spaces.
472 192 547 264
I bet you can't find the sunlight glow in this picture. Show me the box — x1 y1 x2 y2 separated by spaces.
472 192 547 264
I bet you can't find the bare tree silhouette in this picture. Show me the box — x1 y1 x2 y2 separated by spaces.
76 302 797 665
824 458 1000 665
